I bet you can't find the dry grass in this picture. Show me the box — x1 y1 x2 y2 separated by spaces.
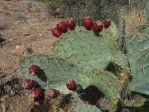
124 8 148 36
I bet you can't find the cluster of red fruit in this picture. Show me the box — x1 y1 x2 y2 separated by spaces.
22 65 77 103
51 17 111 38
51 18 76 38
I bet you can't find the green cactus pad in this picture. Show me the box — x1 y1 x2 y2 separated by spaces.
127 33 149 73
111 51 128 69
89 70 121 100
71 93 102 112
73 103 101 112
100 21 118 54
127 33 149 54
20 54 89 94
127 30 149 95
130 50 149 94
146 1 149 19
52 28 111 73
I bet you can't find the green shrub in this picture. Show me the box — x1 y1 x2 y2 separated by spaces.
44 0 129 25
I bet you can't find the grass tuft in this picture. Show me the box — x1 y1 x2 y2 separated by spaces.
124 8 148 36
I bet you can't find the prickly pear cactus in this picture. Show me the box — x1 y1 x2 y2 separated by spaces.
100 21 118 54
147 0 149 19
20 54 89 94
127 24 149 95
101 20 128 69
111 50 128 69
89 70 120 100
52 28 112 73
20 54 120 99
20 16 149 112
52 21 127 73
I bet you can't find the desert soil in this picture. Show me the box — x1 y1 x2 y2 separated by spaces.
0 0 62 111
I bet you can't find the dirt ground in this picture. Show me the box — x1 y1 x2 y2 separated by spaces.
0 0 61 82
0 0 62 111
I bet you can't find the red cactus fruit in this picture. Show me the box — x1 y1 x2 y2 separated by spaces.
57 21 67 33
103 19 111 28
67 18 76 30
48 89 59 98
22 79 34 89
33 88 43 97
66 79 77 91
51 28 61 38
83 17 93 30
92 21 103 33
28 65 40 76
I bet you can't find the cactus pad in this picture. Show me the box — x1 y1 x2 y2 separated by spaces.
89 70 121 100
20 54 89 94
52 28 111 73
111 51 128 69
147 1 149 19
130 50 149 94
100 21 118 54
127 28 149 95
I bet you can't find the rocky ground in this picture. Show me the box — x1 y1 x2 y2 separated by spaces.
0 0 62 111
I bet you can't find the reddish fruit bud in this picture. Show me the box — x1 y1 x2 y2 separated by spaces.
28 65 40 76
33 88 43 97
92 22 103 33
48 89 59 98
66 79 77 91
57 21 67 33
51 28 61 38
22 79 34 89
83 17 93 30
104 19 111 28
67 18 76 30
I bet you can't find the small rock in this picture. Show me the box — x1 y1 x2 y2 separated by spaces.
0 35 6 43
38 33 42 37
23 33 30 36
26 48 33 54
13 45 27 55
27 2 32 9
0 26 5 30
